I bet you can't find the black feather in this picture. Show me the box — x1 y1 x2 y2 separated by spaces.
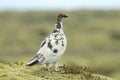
41 40 46 47
48 41 52 50
26 59 39 66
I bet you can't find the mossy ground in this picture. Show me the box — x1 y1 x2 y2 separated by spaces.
0 62 113 80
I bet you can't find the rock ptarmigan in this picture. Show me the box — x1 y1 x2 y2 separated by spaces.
26 13 68 71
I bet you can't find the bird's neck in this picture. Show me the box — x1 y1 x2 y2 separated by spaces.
55 22 63 29
52 22 64 34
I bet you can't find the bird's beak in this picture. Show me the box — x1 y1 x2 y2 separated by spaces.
64 15 68 18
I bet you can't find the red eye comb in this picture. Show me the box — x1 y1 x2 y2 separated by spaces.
61 13 68 17
61 13 66 16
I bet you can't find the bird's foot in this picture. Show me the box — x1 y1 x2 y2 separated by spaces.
55 67 59 71
46 68 51 71
46 63 51 71
54 62 59 71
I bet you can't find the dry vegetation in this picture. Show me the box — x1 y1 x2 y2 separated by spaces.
0 62 113 80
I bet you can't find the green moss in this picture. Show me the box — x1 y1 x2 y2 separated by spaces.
0 63 113 80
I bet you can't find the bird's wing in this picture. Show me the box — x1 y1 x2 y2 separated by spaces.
26 53 45 66
27 37 52 66
37 34 55 55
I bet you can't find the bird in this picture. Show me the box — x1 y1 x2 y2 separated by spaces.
26 13 68 71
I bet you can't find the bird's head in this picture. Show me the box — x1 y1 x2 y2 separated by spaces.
58 13 68 18
57 13 68 23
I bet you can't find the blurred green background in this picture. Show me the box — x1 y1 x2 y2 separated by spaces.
0 11 120 79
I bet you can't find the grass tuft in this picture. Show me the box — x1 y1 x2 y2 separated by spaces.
0 62 113 80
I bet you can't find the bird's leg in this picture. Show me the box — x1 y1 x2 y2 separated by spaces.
54 62 59 71
46 63 50 71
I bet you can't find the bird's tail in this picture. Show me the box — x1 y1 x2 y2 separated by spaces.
26 58 39 66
